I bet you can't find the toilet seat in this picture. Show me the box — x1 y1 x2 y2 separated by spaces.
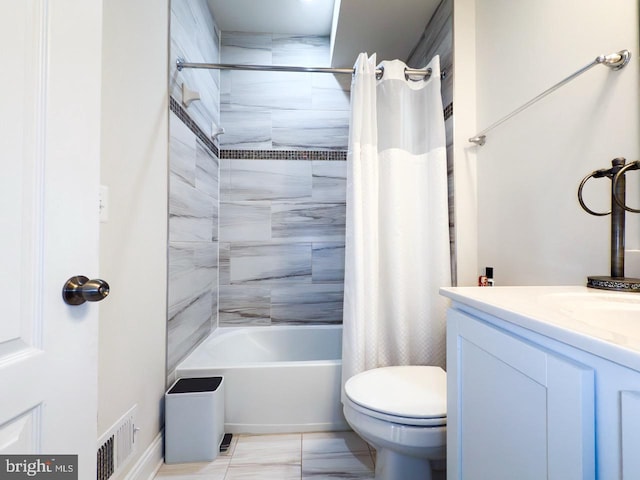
344 366 446 427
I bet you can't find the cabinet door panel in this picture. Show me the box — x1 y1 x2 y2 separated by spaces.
448 309 595 480
457 308 547 383
621 391 640 479
547 355 595 480
460 338 547 480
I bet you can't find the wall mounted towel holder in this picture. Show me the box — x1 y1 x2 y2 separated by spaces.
470 49 631 146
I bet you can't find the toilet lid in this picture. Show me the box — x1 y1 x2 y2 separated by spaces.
345 366 446 420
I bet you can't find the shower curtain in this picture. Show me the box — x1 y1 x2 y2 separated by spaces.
341 54 451 389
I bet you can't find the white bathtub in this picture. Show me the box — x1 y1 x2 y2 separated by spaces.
176 325 348 434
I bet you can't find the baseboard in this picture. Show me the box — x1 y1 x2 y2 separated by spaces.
122 431 163 480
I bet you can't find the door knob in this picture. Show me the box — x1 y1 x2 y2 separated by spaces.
62 276 110 305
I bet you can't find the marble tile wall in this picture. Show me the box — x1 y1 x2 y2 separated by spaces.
167 110 220 376
406 0 456 285
168 0 222 381
217 32 349 326
168 2 452 337
170 0 222 143
220 33 351 150
219 157 346 326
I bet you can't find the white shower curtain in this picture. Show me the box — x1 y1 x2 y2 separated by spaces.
341 54 451 389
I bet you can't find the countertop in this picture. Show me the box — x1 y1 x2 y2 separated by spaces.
440 286 640 371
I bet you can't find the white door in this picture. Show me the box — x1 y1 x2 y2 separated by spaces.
0 0 102 477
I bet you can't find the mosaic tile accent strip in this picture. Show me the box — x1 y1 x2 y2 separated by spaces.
220 149 347 161
170 96 219 157
172 97 447 163
444 102 453 121
171 96 348 162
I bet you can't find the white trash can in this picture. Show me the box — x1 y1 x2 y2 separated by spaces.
164 376 224 464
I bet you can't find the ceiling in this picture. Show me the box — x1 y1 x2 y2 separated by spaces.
330 0 441 68
207 0 335 36
207 0 442 68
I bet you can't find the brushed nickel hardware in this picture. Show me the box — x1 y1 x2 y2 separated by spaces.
63 276 110 305
469 49 631 146
175 58 443 80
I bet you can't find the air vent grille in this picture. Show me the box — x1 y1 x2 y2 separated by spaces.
97 436 114 480
96 405 137 480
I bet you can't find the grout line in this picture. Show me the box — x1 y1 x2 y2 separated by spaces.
156 432 378 479
221 456 230 480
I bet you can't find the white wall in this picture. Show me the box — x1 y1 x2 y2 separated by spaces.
457 0 640 286
99 0 169 475
452 0 478 286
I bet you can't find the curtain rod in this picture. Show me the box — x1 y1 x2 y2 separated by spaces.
469 49 631 146
176 58 442 80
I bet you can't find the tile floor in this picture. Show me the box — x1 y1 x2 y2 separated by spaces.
155 430 447 479
155 431 374 480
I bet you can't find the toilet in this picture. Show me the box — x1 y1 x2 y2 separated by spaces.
343 365 446 480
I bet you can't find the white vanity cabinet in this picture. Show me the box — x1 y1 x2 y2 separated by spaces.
443 288 640 480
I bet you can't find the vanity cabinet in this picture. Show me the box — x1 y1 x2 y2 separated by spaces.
447 305 640 480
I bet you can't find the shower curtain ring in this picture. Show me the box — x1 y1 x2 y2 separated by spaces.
405 67 432 82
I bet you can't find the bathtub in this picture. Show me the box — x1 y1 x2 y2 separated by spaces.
176 325 348 434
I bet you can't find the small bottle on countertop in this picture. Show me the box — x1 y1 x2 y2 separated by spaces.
485 267 494 286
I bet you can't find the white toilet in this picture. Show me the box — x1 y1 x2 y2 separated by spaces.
343 365 447 480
